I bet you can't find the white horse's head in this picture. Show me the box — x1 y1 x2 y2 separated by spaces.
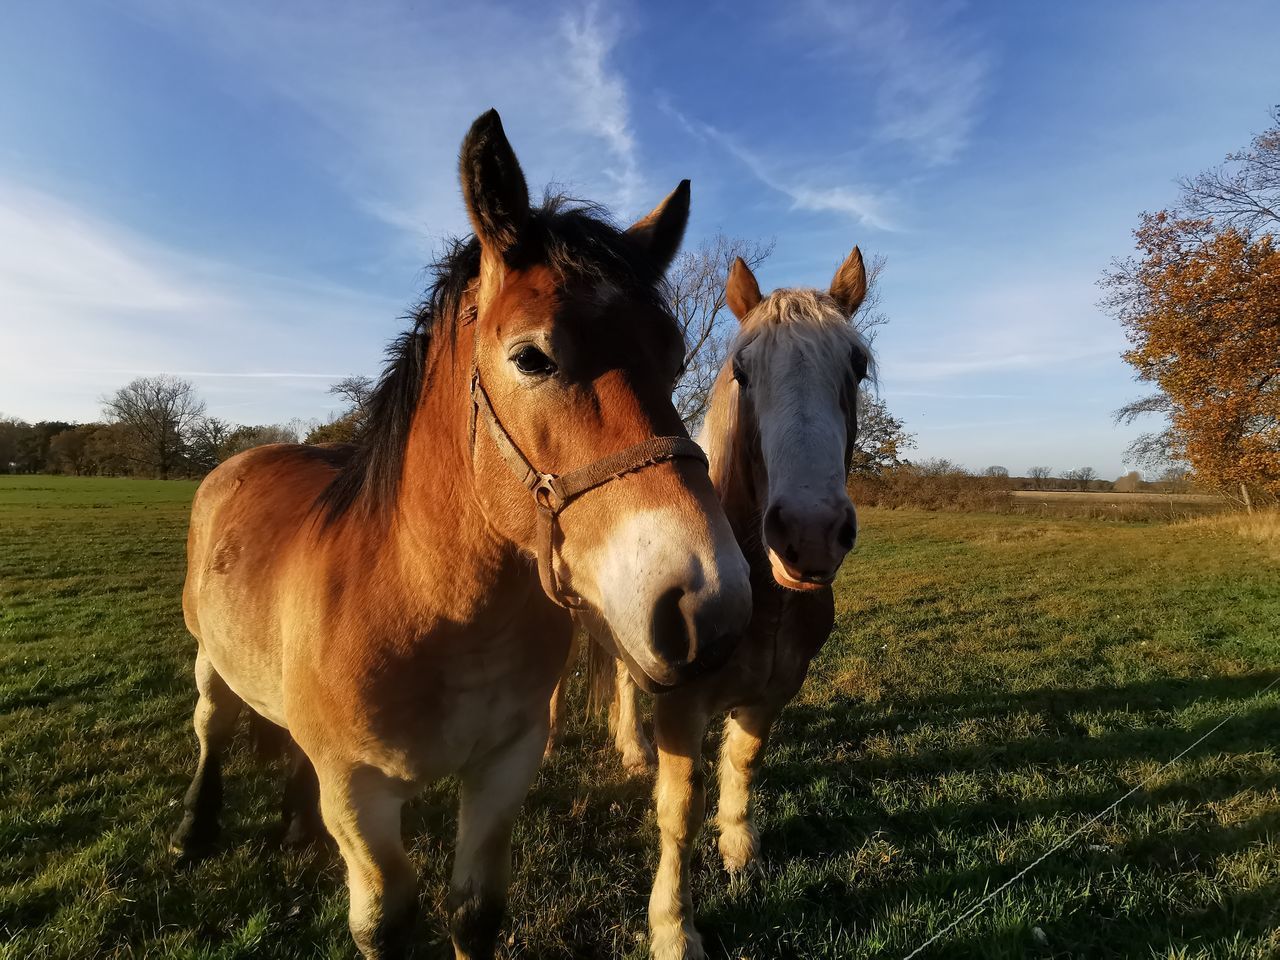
703 248 873 590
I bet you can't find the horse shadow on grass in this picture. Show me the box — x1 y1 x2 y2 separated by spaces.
692 670 1280 959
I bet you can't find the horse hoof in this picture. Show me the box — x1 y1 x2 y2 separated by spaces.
281 815 328 849
650 925 706 960
621 749 656 777
169 816 219 859
718 826 759 875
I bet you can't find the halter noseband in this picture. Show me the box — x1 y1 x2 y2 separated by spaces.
465 310 708 609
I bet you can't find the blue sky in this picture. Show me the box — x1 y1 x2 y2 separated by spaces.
1 0 1276 476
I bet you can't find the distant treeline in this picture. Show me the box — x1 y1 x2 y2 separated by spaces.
848 460 1200 514
0 416 338 479
1 375 359 480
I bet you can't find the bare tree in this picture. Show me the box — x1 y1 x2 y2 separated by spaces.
1027 465 1053 490
668 235 773 427
1177 105 1280 236
1063 466 1098 491
982 465 1009 478
102 376 206 479
329 375 376 424
189 417 233 472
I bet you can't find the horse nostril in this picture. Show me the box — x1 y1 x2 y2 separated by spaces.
838 520 856 550
784 544 799 564
650 586 690 664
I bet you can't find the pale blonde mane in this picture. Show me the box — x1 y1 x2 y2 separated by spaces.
699 288 874 495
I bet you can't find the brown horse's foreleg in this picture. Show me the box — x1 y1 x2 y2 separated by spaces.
611 660 655 775
449 723 545 960
648 698 710 960
318 766 416 960
281 748 327 846
545 631 578 758
716 705 775 874
170 648 243 856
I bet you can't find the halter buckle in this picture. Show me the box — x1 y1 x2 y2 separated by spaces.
532 474 565 512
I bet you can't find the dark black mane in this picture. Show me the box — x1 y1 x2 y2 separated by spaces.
315 196 671 524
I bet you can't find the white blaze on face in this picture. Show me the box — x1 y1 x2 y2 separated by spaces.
576 505 750 686
739 316 860 586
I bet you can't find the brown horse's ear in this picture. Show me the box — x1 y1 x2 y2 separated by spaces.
459 109 530 255
829 246 867 317
626 180 690 273
725 257 762 322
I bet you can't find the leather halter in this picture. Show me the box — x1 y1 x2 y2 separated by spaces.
466 317 707 609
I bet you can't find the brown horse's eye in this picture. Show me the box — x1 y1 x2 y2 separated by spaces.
511 345 556 377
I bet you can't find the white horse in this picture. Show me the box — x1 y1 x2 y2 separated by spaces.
549 246 873 959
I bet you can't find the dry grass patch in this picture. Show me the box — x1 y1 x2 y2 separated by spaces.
1184 508 1280 556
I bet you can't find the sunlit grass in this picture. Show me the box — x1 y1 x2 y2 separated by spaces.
2 475 1278 958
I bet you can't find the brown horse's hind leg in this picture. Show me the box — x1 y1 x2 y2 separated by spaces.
449 724 545 960
648 697 710 960
280 749 327 846
716 705 774 875
318 766 416 960
170 648 243 857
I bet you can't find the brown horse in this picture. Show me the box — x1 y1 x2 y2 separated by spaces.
173 110 751 960
550 248 871 959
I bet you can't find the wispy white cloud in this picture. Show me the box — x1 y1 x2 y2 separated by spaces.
129 0 653 236
880 276 1126 384
560 3 645 212
665 104 896 231
0 182 215 316
792 0 990 165
0 178 397 423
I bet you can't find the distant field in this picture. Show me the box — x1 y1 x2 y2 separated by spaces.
1011 490 1222 505
2 475 1278 959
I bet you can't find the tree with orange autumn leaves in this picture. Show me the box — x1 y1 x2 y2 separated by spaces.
1103 108 1280 500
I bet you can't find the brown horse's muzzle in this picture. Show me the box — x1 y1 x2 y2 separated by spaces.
643 582 743 687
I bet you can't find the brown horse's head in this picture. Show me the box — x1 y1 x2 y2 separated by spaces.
459 110 750 690
712 249 873 591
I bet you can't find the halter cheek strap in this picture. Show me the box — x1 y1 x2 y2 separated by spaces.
469 370 707 609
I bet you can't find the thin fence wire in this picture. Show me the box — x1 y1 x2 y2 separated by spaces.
900 672 1280 960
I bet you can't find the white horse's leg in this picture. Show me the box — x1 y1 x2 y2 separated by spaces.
611 658 655 775
716 705 775 874
545 632 578 758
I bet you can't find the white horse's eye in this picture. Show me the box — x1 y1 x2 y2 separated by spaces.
732 361 749 387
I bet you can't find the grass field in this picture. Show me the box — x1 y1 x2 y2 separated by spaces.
2 475 1279 959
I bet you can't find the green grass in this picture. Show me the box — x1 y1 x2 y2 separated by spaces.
2 475 1278 959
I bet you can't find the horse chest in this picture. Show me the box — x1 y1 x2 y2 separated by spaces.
714 586 834 712
331 615 569 782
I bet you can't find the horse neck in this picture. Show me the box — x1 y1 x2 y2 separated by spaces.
387 329 520 619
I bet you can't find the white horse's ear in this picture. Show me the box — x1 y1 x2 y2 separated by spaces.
829 246 867 317
726 257 762 322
